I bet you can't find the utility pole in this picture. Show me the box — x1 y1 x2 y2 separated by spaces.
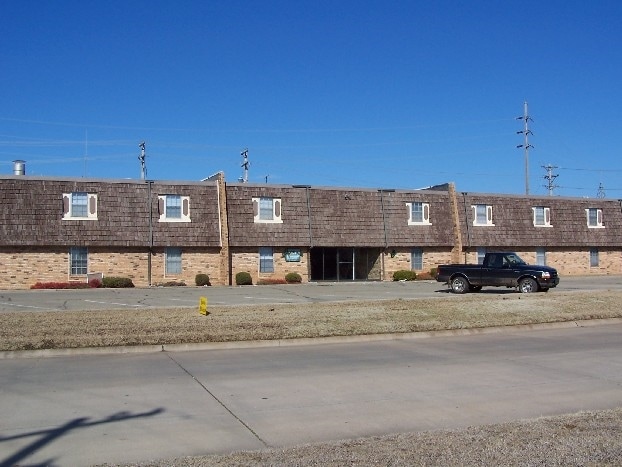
597 182 606 198
138 141 147 180
516 101 533 195
239 148 249 183
542 164 559 196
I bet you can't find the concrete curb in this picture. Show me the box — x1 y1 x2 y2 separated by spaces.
3 317 622 360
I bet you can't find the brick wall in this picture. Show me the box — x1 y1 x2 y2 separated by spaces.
383 247 453 280
231 247 309 284
461 248 622 276
0 247 68 289
149 247 223 286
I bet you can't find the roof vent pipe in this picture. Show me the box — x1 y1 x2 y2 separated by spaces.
13 160 26 175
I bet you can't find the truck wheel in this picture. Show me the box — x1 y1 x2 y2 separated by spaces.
518 277 538 293
450 276 469 294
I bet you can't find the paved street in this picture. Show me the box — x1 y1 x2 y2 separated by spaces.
1 323 622 466
0 275 621 312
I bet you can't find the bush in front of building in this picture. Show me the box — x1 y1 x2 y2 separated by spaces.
285 272 302 283
195 273 211 286
415 269 438 280
31 281 92 289
102 277 135 288
235 271 252 285
258 278 287 285
392 270 417 281
155 281 186 287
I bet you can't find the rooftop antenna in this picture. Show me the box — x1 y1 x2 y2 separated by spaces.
542 164 559 196
139 141 147 180
597 182 606 198
239 148 249 183
516 101 534 195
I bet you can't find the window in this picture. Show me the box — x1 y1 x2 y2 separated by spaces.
158 195 191 222
165 247 182 274
473 204 494 226
69 247 88 275
411 248 423 270
586 208 604 228
533 206 552 227
63 192 98 220
252 197 282 223
259 247 274 273
590 248 599 268
406 202 431 225
476 247 486 264
536 248 546 265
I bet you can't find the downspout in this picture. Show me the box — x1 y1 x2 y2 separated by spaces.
305 186 313 248
462 192 471 263
305 186 313 282
447 182 463 264
379 189 389 281
147 180 153 286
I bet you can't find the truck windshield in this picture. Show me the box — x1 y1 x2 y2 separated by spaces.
505 253 526 265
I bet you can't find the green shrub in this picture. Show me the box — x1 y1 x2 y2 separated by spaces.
102 276 135 288
195 274 211 286
235 271 252 285
392 270 417 281
429 267 438 278
285 272 302 283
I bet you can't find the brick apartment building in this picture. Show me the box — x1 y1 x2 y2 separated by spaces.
0 172 620 289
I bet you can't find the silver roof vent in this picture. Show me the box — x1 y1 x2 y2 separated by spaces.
13 160 26 176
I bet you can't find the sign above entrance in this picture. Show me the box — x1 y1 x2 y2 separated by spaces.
284 248 302 262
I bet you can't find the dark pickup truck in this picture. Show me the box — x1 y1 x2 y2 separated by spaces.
436 252 559 294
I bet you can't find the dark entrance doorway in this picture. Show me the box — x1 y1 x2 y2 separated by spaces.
310 248 381 281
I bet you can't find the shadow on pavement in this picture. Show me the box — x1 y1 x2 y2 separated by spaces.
0 408 164 467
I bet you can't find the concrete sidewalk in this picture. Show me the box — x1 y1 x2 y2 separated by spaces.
2 322 622 466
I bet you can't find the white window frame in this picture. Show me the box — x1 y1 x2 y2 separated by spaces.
69 246 88 275
63 192 98 220
159 195 191 223
586 208 604 228
406 202 431 225
165 247 182 275
253 197 283 224
472 204 494 226
259 247 274 273
532 206 552 227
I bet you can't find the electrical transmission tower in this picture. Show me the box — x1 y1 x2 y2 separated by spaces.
239 148 249 183
542 164 559 196
138 141 147 180
516 101 534 195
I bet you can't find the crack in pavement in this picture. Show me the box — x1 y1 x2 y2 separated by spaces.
164 352 270 448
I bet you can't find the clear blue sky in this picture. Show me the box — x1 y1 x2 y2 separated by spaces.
2 1 621 197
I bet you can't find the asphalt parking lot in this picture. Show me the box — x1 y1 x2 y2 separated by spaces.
0 275 620 312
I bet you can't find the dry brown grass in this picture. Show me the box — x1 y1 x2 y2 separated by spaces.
105 408 622 466
2 290 622 351
8 290 622 466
